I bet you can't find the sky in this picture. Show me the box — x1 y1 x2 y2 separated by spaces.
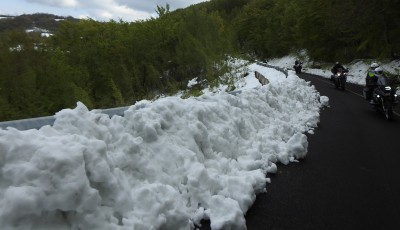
0 56 399 229
0 0 209 22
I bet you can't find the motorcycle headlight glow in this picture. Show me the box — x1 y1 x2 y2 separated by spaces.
385 86 391 90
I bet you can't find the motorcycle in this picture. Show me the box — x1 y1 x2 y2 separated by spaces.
331 68 348 90
369 76 398 120
293 62 302 74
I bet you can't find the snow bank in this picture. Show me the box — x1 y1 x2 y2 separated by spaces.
0 66 325 230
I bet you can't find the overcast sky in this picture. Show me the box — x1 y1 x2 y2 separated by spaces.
0 0 209 22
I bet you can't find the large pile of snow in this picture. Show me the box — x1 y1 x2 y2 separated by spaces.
0 62 327 229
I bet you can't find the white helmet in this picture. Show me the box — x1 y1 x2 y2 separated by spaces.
370 62 379 69
374 67 383 76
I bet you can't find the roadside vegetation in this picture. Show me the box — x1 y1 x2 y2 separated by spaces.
0 0 399 121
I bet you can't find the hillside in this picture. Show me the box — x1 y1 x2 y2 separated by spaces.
0 0 399 122
0 13 78 33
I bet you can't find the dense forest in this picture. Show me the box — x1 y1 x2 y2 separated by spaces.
0 0 399 121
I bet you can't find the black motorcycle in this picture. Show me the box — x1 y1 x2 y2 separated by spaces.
331 68 348 90
293 62 302 74
370 76 398 120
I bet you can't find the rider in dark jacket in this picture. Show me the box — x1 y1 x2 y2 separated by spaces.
293 60 302 73
330 62 345 81
331 62 345 75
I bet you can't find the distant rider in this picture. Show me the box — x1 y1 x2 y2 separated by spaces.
293 60 302 73
331 62 345 74
330 62 345 81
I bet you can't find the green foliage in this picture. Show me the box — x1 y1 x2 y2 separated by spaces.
156 4 170 18
181 88 203 99
1 0 400 121
0 6 234 121
234 0 400 62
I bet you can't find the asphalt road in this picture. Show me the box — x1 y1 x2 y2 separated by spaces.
199 73 400 230
244 73 400 229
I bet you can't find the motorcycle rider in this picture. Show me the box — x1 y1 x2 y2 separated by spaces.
365 62 379 84
364 63 380 101
369 67 385 104
330 62 345 81
368 67 397 119
293 60 302 73
374 67 386 85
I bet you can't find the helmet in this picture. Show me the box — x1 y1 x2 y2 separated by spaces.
335 62 339 65
374 67 383 76
370 62 379 69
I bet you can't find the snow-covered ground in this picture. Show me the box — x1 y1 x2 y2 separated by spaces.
268 55 400 86
0 55 398 230
0 57 330 230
